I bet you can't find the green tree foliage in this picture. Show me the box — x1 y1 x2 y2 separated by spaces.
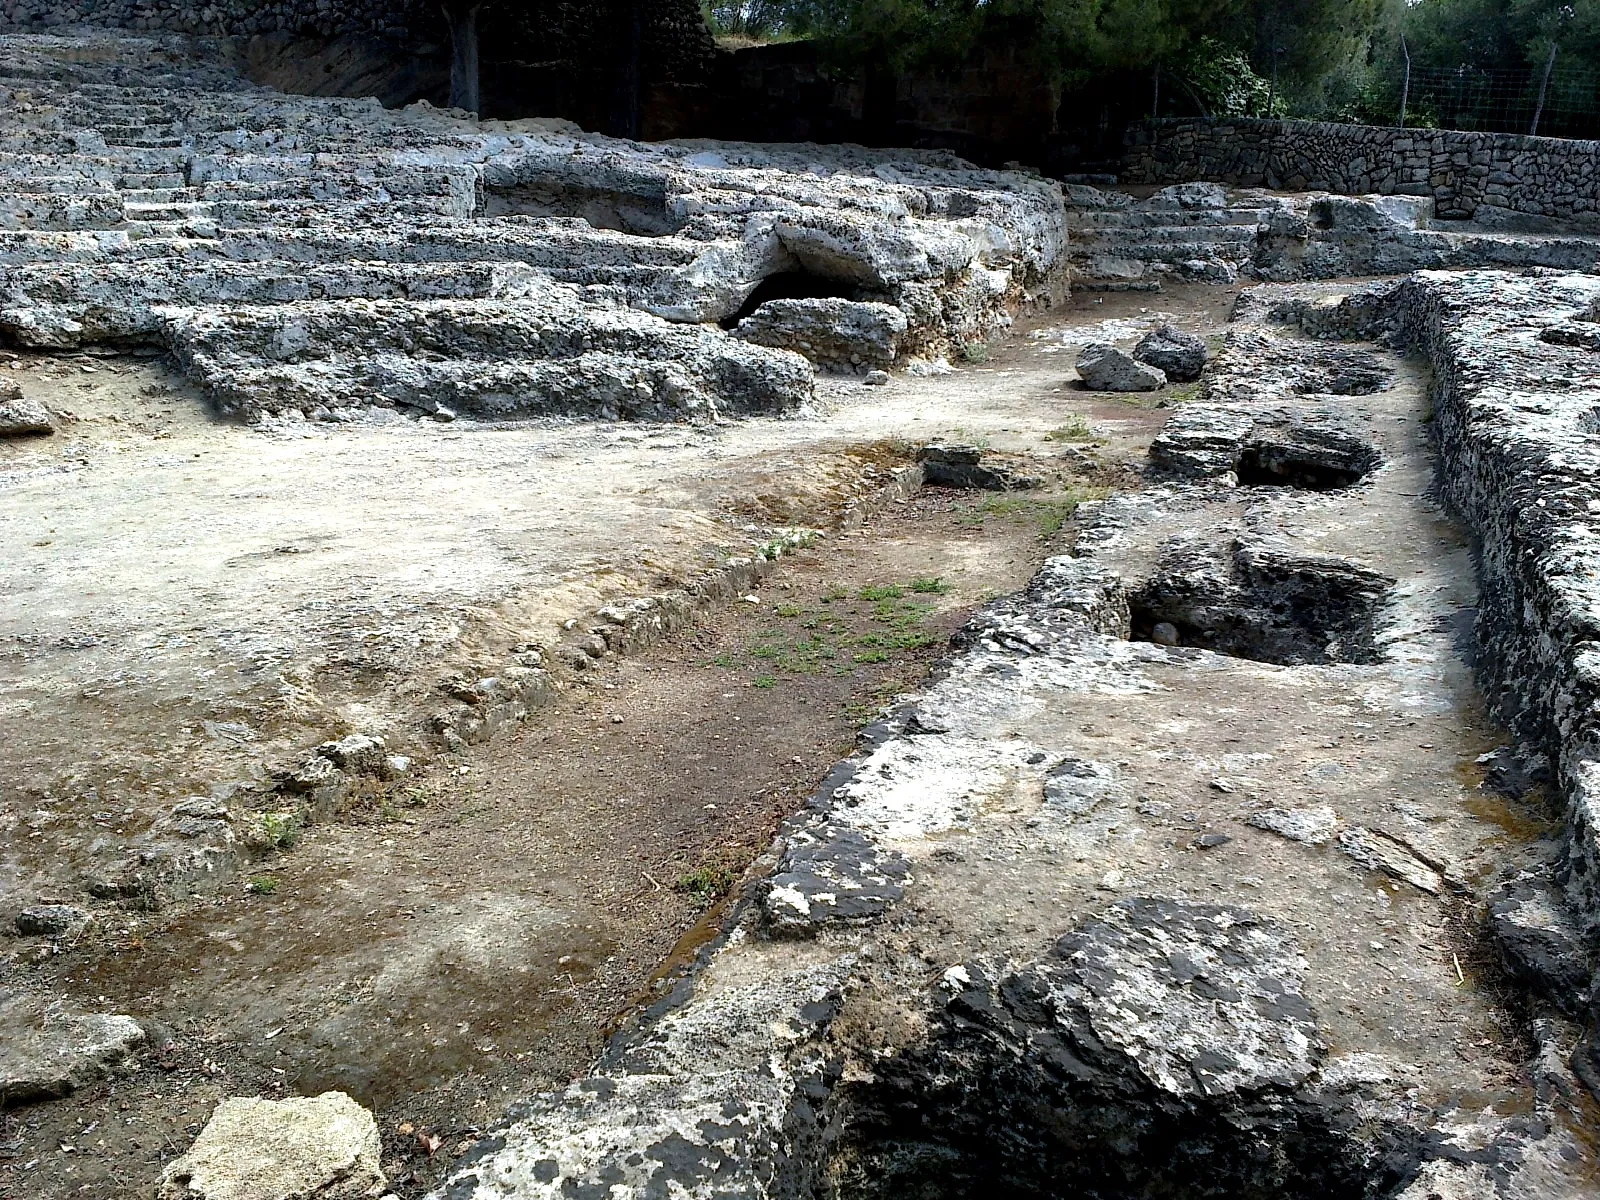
734 0 1384 111
702 1 795 39
1399 0 1600 71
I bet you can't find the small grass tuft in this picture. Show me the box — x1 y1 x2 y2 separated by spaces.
246 875 279 895
1044 414 1101 443
909 576 951 594
753 674 777 689
674 864 739 905
957 341 991 364
858 584 904 601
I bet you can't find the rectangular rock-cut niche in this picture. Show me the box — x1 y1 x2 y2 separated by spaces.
1127 541 1396 666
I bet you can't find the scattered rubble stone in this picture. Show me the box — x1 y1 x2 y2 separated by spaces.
0 379 53 435
1476 745 1549 799
1075 342 1166 392
315 734 386 776
159 1092 386 1200
0 990 144 1106
1248 805 1339 845
1149 620 1180 646
14 903 91 937
1133 323 1207 381
1337 827 1442 894
917 442 1040 491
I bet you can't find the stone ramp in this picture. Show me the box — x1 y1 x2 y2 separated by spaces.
0 30 1070 423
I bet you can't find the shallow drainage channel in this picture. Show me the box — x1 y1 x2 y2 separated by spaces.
429 300 1596 1198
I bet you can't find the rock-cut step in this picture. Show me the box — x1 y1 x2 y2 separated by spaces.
163 293 816 423
0 259 550 347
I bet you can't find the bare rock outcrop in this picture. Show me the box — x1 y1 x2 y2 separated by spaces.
0 378 52 435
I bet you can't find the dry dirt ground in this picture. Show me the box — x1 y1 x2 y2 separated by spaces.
1 288 1237 1198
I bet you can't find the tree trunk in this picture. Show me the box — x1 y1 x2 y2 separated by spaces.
442 1 482 115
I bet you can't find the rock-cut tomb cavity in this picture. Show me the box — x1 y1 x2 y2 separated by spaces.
1235 429 1380 490
1126 537 1395 665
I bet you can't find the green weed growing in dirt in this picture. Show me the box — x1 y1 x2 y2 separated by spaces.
674 865 739 905
255 811 301 850
246 875 279 895
1044 415 1101 443
957 341 990 364
965 488 1112 537
858 584 904 601
753 674 777 689
910 577 951 594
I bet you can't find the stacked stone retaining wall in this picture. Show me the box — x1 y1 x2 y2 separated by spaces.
0 0 425 38
1124 117 1600 226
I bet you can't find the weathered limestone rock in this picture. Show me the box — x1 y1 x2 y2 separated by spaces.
1063 177 1600 292
1337 827 1443 894
1247 805 1339 845
0 32 1070 422
1075 342 1165 391
1489 875 1595 1013
916 442 1040 490
731 298 907 370
1132 323 1207 381
762 821 910 936
14 903 91 936
0 990 144 1105
0 379 52 435
159 1092 385 1200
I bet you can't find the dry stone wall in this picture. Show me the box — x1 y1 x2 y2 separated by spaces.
1124 116 1600 227
0 0 424 38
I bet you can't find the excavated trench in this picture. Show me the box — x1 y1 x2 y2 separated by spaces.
795 319 1574 1200
424 286 1597 1200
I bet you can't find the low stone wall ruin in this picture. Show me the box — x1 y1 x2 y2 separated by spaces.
0 0 423 38
1123 116 1600 226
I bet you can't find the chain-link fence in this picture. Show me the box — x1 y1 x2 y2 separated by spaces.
1364 59 1600 140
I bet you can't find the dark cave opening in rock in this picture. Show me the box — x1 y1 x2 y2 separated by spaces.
1125 547 1395 666
718 270 866 329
